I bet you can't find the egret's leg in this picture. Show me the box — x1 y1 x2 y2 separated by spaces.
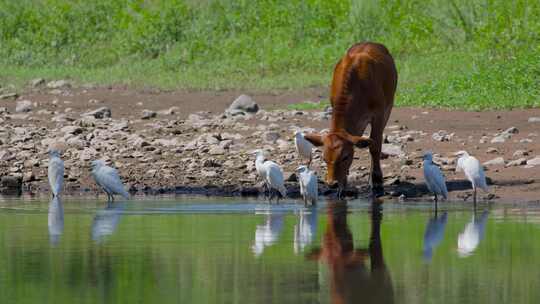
473 187 477 210
434 194 438 213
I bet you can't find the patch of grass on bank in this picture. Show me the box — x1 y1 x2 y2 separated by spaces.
1 0 539 109
287 100 330 111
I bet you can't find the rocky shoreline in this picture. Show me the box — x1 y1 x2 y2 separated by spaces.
1 81 540 203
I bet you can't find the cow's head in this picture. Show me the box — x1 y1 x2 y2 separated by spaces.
305 131 372 190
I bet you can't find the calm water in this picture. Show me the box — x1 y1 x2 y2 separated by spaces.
0 196 539 304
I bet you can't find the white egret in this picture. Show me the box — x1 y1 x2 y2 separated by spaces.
91 203 124 243
91 160 130 202
48 149 64 197
252 212 284 256
294 208 318 254
422 212 447 261
456 151 488 205
254 150 269 196
296 165 318 206
254 150 287 202
294 131 314 167
48 196 64 245
423 151 448 206
457 210 489 257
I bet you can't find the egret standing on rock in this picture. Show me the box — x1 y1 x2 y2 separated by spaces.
254 150 287 203
91 160 130 202
423 151 448 208
296 165 318 206
48 149 64 197
294 131 314 167
456 151 488 206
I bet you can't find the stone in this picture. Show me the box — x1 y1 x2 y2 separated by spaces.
141 109 157 119
528 117 540 123
263 131 280 143
201 170 218 178
502 126 519 134
157 106 179 115
490 135 507 144
46 80 71 89
15 100 33 113
226 95 259 114
382 144 403 157
61 125 83 135
486 147 499 154
208 146 226 155
527 156 540 166
519 138 533 143
506 158 527 167
513 150 529 158
432 130 453 142
80 147 98 161
483 157 505 166
30 78 45 87
81 107 111 119
0 175 22 194
0 93 18 100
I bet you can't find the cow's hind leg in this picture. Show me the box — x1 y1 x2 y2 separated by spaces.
369 118 385 197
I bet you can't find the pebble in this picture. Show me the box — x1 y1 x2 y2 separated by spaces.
141 109 157 120
527 156 540 166
15 100 33 113
506 158 527 167
483 157 505 166
528 117 540 123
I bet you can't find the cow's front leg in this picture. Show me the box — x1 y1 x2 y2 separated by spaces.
369 120 385 197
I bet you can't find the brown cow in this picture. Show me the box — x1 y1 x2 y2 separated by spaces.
307 198 394 304
305 42 397 196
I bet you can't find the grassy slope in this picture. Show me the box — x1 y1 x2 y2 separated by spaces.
1 0 539 109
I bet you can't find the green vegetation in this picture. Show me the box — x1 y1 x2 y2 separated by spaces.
1 0 539 109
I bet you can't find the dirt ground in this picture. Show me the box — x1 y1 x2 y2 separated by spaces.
0 83 539 203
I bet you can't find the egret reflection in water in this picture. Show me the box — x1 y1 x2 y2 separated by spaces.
458 210 489 257
91 202 125 243
307 198 394 304
293 207 318 254
252 210 285 257
47 196 64 245
422 211 448 261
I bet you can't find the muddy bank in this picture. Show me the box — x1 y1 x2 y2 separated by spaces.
1 82 540 203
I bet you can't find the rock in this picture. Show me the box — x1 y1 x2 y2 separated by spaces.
141 109 157 119
490 135 507 144
486 147 499 154
520 138 533 143
263 131 280 143
81 107 111 119
382 144 403 157
483 157 505 166
528 117 540 123
513 150 529 158
432 130 453 142
157 106 179 115
208 146 226 155
506 158 527 167
60 125 83 135
30 78 45 87
0 175 22 194
15 100 33 113
46 80 71 89
527 156 540 166
80 147 98 161
479 136 489 144
0 93 18 100
226 95 259 114
502 126 519 134
201 170 218 178
23 172 36 182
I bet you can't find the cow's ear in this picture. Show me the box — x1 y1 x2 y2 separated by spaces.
304 133 324 147
346 134 373 149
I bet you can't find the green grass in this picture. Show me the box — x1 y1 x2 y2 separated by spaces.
1 0 539 109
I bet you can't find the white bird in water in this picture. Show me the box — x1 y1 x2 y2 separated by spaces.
294 131 314 167
92 203 124 243
252 212 284 257
294 208 318 254
457 210 489 257
422 212 447 261
254 150 287 203
456 151 489 206
48 196 64 246
91 160 130 202
296 165 318 206
423 151 448 207
48 149 64 197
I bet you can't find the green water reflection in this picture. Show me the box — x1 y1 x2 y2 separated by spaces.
0 197 539 304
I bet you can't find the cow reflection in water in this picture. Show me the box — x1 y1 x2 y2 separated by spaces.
91 202 125 243
307 198 394 304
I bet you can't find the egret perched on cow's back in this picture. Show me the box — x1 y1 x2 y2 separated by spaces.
456 151 488 206
294 131 314 167
423 151 448 207
458 210 489 257
422 212 447 261
296 165 318 206
254 150 287 202
48 149 64 197
91 160 130 202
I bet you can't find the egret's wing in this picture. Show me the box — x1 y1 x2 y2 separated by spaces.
48 157 64 195
428 164 448 198
265 162 285 189
98 166 129 198
306 172 318 201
